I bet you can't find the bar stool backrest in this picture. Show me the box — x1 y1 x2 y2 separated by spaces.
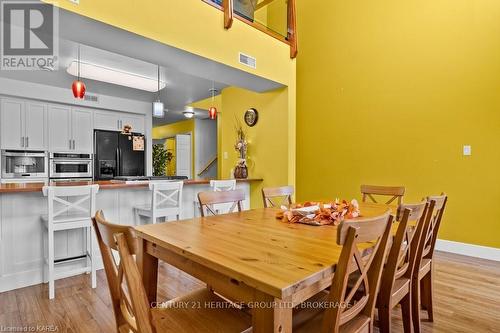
42 185 99 223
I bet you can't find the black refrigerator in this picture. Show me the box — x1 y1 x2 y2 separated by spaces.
94 130 145 180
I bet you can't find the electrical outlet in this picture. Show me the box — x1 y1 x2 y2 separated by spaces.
463 145 471 156
223 152 229 160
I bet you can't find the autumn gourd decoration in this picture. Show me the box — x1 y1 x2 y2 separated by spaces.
233 119 248 179
276 199 361 226
72 44 86 99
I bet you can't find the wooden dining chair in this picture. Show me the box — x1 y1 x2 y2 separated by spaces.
361 185 406 205
377 201 428 333
93 210 251 333
114 232 252 333
262 185 294 208
198 189 245 217
412 194 447 333
293 211 394 333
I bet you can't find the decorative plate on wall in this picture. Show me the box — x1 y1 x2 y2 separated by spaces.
244 108 259 127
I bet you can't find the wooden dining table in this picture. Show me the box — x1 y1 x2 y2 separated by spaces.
134 202 392 333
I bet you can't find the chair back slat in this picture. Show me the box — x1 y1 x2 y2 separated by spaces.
361 184 405 205
210 179 236 191
92 211 139 332
115 232 155 333
423 194 447 258
321 211 393 332
198 190 245 217
262 186 294 208
149 181 183 220
412 200 437 280
43 185 99 223
394 201 428 279
380 201 428 302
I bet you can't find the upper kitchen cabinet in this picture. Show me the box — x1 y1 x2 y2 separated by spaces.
72 108 93 153
94 110 120 132
121 114 145 134
24 102 48 150
1 98 47 151
48 105 93 153
48 104 71 152
94 110 145 134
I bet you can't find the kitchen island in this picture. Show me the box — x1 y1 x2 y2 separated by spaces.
0 178 262 292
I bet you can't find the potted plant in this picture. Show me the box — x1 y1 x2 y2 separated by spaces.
152 144 173 177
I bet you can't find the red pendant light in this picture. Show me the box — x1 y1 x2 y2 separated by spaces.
72 45 86 99
208 84 218 120
208 106 217 120
72 80 86 99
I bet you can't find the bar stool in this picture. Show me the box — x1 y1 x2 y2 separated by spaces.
41 184 99 299
134 181 184 224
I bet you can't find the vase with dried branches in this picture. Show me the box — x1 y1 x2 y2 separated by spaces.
234 118 248 179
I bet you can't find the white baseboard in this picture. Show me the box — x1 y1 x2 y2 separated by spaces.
436 239 500 262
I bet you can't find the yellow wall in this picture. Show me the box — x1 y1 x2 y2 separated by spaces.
152 119 195 178
296 0 500 248
165 138 176 176
188 87 290 208
219 87 289 207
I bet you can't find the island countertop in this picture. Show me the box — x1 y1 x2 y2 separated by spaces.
0 178 263 194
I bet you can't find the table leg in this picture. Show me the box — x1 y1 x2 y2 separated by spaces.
252 295 292 333
136 238 158 305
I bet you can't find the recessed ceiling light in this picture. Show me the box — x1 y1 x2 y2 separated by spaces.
67 61 166 92
183 107 195 119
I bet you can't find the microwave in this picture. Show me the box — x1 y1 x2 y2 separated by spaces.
1 150 48 179
49 153 93 179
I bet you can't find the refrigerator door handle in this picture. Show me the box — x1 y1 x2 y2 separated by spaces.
116 147 120 176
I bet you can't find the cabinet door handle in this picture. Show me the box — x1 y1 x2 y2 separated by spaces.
21 137 24 148
26 137 29 148
73 139 76 150
69 139 72 150
117 119 120 129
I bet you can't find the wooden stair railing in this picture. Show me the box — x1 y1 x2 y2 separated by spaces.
223 0 233 29
197 156 218 177
203 0 298 59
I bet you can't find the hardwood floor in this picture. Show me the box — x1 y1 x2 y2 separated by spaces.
0 251 499 332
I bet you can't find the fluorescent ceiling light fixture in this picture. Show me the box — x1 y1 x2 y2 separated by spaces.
67 61 167 92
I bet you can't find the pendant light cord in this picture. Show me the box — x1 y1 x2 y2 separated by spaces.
77 44 81 80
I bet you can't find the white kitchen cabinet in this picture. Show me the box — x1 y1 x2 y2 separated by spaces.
122 114 145 134
72 108 93 153
49 105 93 153
48 104 72 152
0 98 24 150
24 102 47 150
1 98 47 151
94 110 120 131
94 110 145 134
